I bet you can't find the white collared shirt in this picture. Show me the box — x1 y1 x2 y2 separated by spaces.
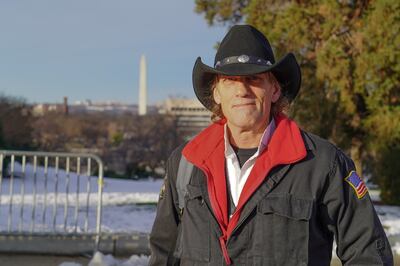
224 119 276 207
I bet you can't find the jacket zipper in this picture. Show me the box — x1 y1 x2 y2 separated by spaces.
197 165 223 235
226 208 253 246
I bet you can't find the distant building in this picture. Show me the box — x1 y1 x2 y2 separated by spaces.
73 101 138 114
32 98 160 116
159 97 211 138
32 103 63 116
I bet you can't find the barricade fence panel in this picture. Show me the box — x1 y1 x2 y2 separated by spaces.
0 150 104 249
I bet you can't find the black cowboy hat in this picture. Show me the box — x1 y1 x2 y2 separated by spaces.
192 24 301 110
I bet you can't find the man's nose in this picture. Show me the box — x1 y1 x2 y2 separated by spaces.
234 81 250 97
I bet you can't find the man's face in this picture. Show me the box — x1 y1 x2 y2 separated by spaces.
213 73 281 131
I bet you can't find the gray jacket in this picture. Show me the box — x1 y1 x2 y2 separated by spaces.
149 131 393 265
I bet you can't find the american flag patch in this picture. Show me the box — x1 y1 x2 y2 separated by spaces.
344 171 368 199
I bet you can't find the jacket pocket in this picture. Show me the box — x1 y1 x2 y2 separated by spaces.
259 193 312 220
180 184 210 262
253 193 313 264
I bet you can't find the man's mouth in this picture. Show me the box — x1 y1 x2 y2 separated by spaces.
232 102 256 108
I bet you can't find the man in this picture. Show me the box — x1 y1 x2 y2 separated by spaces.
149 25 393 265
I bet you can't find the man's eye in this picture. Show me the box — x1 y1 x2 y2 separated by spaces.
248 76 262 82
220 78 234 83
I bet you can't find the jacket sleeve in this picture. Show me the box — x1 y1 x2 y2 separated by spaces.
148 154 181 266
320 149 393 265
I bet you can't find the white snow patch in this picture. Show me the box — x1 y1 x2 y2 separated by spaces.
367 189 381 202
374 205 400 236
392 242 400 255
58 262 82 266
88 252 149 266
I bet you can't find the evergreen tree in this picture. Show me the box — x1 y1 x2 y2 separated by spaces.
195 0 400 203
356 0 400 204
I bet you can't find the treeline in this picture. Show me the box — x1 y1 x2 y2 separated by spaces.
33 111 183 178
195 0 400 204
0 96 34 151
0 95 184 179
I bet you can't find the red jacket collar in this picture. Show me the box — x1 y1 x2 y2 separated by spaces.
182 115 307 265
182 118 225 167
183 115 306 167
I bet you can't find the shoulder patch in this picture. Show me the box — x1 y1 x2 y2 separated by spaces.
344 171 368 199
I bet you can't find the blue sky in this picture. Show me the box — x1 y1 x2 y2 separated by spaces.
0 0 228 104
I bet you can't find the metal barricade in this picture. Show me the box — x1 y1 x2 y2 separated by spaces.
0 150 104 251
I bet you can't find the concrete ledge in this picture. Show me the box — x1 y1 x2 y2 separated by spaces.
0 232 150 256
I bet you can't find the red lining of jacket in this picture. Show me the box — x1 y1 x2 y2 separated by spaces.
182 115 307 264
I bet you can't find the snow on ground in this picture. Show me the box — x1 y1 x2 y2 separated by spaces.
59 263 83 266
0 192 159 206
87 252 149 266
375 205 400 237
393 242 400 255
0 162 162 233
58 252 150 266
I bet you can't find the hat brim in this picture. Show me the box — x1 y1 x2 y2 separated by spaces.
192 53 301 110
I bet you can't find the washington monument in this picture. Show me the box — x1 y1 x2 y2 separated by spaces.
138 54 147 115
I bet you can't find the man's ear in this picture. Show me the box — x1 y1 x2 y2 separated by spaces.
213 86 221 104
271 85 281 103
